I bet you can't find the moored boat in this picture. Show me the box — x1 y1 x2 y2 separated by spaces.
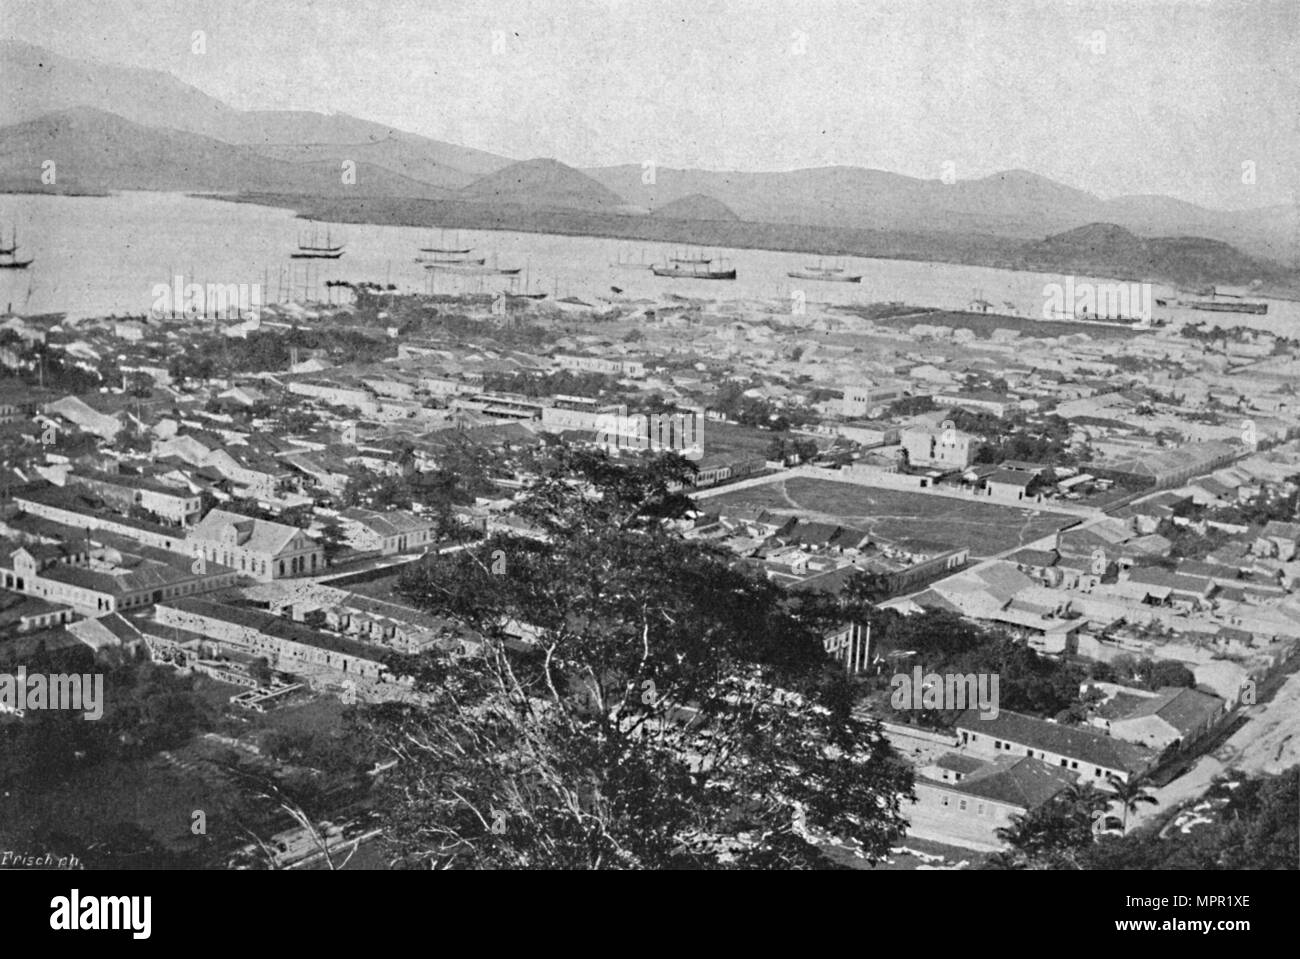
0 225 32 268
293 223 345 259
651 251 736 280
787 268 861 283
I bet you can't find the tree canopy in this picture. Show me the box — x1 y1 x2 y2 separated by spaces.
354 448 915 868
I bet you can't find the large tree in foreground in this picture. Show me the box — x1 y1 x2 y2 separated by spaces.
358 448 914 868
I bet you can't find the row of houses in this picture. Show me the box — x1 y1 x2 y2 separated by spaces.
907 689 1227 851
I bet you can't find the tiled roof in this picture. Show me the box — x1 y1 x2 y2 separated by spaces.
158 597 383 662
1117 686 1223 735
191 509 304 555
956 709 1156 773
948 755 1076 809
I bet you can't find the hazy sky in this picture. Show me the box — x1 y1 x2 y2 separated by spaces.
5 0 1298 208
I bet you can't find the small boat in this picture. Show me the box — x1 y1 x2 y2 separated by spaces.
419 229 470 255
787 268 861 283
1187 299 1268 315
652 259 736 280
293 223 345 258
425 263 520 276
1156 293 1268 315
416 255 485 265
652 248 735 280
0 226 32 268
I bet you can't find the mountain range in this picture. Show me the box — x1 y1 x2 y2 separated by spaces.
0 38 1295 289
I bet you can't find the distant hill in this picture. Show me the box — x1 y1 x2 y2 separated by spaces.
1015 223 1291 290
2 39 1295 279
254 141 479 191
650 194 740 222
459 158 629 212
0 39 513 181
0 108 446 197
582 163 1297 264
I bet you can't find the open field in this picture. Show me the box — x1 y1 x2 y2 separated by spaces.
706 476 1074 556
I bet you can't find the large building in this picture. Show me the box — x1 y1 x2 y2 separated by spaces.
838 380 910 419
14 486 199 552
151 597 389 688
337 507 439 555
1 539 238 617
554 355 646 378
955 709 1158 785
909 754 1077 852
66 469 203 526
900 425 979 470
189 509 324 581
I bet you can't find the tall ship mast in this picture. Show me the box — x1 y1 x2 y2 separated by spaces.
0 225 32 270
788 257 861 283
651 249 736 280
419 229 472 254
424 248 520 276
291 222 345 259
415 228 483 265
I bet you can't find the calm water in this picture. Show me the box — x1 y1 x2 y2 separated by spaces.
2 191 1296 334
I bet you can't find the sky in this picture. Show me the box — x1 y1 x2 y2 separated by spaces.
4 0 1298 209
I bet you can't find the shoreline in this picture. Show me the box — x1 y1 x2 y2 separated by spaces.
192 191 1300 299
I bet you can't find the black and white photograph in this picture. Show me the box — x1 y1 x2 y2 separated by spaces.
0 0 1295 928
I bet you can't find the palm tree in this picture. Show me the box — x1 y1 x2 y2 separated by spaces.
1108 775 1158 833
1064 780 1111 817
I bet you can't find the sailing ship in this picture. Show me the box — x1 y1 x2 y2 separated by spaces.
1155 286 1268 315
610 246 652 269
415 229 488 266
416 255 486 265
651 256 736 280
425 263 521 276
419 229 471 254
504 263 548 299
424 250 520 276
291 223 345 259
651 247 736 280
1187 299 1269 315
0 226 32 269
788 259 861 283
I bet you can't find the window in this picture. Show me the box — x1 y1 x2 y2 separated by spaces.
940 795 949 806
958 800 967 811
994 740 1002 749
1060 758 1068 767
1095 768 1103 777
1071 761 1079 770
977 803 985 815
